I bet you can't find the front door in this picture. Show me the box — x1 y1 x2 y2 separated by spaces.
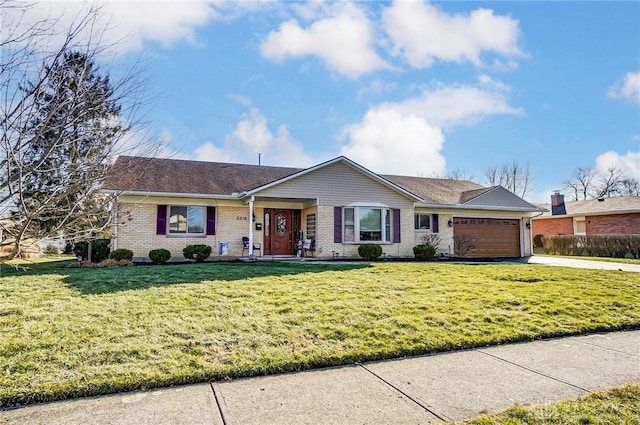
271 209 293 255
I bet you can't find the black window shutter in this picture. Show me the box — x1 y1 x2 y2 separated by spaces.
206 207 216 235
393 209 401 243
334 206 342 243
156 205 167 235
432 214 439 233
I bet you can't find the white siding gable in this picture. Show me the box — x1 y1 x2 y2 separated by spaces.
463 186 539 211
255 162 415 207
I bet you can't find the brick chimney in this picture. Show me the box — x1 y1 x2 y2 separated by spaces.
551 191 566 215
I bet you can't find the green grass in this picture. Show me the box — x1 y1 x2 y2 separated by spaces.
1 261 639 407
461 383 640 424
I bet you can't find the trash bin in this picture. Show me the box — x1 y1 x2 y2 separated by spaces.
219 242 229 255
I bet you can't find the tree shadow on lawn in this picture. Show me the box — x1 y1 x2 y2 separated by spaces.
62 261 373 295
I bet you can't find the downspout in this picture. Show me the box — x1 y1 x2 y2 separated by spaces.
248 196 255 259
112 200 119 251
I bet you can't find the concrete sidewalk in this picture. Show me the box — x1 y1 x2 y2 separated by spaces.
2 330 639 425
523 255 640 272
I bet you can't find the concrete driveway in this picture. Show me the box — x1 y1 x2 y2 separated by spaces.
523 255 640 272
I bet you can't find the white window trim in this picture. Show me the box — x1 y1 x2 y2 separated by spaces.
573 216 587 235
414 213 432 231
168 205 206 237
343 206 392 244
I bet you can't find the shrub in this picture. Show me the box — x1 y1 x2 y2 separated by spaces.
109 249 134 261
413 244 437 261
149 248 171 264
183 244 211 262
420 233 441 250
73 239 110 262
44 244 59 255
533 234 544 248
357 244 382 261
541 234 640 258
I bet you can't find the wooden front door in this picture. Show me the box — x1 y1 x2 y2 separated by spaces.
271 209 293 255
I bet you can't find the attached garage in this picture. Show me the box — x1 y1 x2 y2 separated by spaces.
453 217 521 257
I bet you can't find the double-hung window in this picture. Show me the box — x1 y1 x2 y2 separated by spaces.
343 207 390 243
169 206 205 235
414 214 431 230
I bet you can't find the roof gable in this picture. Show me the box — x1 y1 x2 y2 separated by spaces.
461 186 541 211
247 156 422 202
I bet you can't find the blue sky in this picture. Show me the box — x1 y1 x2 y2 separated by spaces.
15 1 640 202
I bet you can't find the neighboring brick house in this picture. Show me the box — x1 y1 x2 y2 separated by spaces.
531 192 640 237
103 156 541 261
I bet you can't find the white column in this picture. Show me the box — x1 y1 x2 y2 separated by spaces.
248 198 254 258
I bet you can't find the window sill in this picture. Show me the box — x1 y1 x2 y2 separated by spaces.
166 234 208 238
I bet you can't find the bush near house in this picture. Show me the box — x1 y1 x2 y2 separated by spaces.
413 244 437 261
357 243 382 260
73 239 110 262
533 234 544 248
542 234 640 258
149 248 171 264
183 244 212 262
109 249 134 261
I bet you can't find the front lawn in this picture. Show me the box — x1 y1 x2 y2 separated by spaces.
462 383 640 424
1 261 639 407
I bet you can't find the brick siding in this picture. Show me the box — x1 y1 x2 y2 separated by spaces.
531 217 574 236
586 213 640 234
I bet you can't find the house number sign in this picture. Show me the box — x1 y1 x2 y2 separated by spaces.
236 216 248 221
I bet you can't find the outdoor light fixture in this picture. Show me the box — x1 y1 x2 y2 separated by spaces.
447 219 453 227
526 222 531 229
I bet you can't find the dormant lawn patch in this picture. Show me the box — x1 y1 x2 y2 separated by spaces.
1 261 638 406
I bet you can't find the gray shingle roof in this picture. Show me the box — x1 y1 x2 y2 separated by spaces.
103 156 302 195
105 156 515 207
536 196 640 217
380 175 485 204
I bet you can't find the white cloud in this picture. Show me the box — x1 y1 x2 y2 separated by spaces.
340 108 446 176
608 71 640 104
382 0 524 69
3 2 219 54
595 150 640 179
260 3 389 79
378 77 521 129
340 77 520 176
193 108 314 167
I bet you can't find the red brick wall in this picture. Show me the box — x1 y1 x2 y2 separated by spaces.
586 213 640 234
531 217 574 236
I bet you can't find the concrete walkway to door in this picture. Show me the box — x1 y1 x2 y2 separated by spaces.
522 255 640 273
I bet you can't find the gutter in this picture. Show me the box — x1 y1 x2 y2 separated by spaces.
416 203 543 213
102 189 240 200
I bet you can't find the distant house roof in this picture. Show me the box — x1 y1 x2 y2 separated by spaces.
534 196 640 218
104 155 538 210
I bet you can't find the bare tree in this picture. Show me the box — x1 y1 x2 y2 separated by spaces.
619 177 640 197
483 160 532 198
0 2 156 259
563 166 596 201
433 168 474 181
593 166 624 198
